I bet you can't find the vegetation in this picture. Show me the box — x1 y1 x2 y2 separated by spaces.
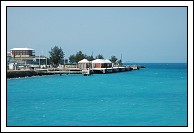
95 54 104 59
69 54 77 64
68 51 121 65
110 55 118 64
69 51 96 63
69 51 86 64
86 55 94 61
75 51 87 63
49 46 65 67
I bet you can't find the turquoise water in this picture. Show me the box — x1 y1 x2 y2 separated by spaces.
7 63 187 126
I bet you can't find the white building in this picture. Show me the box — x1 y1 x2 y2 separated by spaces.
92 59 112 68
78 59 113 69
78 59 90 69
10 48 35 57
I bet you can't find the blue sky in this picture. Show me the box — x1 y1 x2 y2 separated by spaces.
7 7 187 63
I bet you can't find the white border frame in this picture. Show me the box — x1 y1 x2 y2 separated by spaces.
1 1 193 132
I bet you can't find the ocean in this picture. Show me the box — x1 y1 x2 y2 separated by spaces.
7 63 187 126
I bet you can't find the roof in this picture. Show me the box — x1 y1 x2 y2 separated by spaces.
104 59 112 63
78 59 89 63
10 48 34 51
92 59 112 63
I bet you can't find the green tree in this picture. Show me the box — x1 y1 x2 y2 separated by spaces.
69 51 87 63
69 54 76 64
49 46 64 67
86 55 94 61
110 55 118 64
75 51 86 62
95 54 104 59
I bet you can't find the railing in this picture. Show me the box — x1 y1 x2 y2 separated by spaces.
64 64 78 68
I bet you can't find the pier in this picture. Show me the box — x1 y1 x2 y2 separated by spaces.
47 65 145 75
92 67 132 74
7 65 145 78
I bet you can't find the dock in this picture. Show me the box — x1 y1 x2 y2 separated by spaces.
46 65 145 76
92 67 132 74
48 70 82 74
7 65 145 78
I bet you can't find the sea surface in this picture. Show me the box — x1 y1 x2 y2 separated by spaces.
7 63 187 126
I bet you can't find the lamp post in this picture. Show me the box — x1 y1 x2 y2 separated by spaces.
39 53 40 68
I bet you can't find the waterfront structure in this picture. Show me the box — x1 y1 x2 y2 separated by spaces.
13 56 47 66
92 59 112 68
7 52 13 62
78 58 113 69
10 48 35 58
8 62 17 70
8 48 48 69
7 52 17 70
65 59 114 74
78 59 90 69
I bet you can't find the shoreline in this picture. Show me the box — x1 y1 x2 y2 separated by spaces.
7 70 55 79
7 65 145 79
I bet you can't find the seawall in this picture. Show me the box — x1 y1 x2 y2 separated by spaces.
7 70 55 79
7 65 146 78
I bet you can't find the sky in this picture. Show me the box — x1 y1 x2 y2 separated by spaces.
7 7 187 63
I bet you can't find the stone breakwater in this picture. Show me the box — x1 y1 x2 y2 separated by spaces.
7 70 55 79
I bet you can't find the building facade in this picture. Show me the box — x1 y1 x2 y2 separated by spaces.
78 59 90 69
10 48 35 57
92 59 112 68
78 59 113 69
